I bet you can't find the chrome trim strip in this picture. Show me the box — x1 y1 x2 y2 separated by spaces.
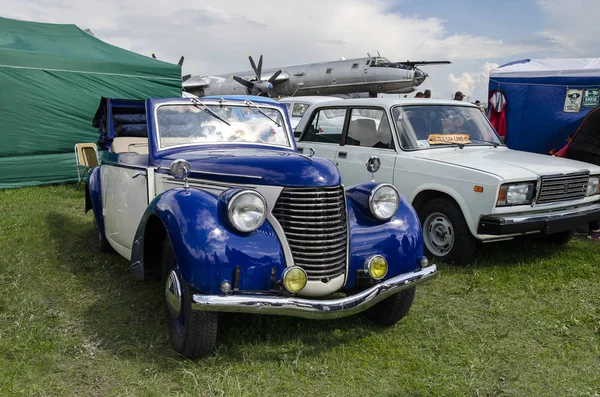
488 203 600 224
191 265 437 319
161 169 263 180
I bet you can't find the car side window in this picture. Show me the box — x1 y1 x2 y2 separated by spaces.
346 108 394 150
299 108 347 144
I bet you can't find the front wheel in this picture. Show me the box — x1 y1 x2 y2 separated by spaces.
365 287 416 326
419 198 477 265
162 238 218 359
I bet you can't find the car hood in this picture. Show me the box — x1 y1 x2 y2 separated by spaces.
158 148 341 187
411 147 600 181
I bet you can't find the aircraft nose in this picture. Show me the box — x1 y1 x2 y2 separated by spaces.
413 69 427 84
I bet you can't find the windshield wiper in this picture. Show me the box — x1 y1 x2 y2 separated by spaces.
191 97 230 126
244 99 281 127
470 138 499 148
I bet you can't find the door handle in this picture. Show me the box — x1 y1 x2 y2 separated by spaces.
132 171 147 179
338 151 347 159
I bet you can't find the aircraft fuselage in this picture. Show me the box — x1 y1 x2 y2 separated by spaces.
184 56 430 97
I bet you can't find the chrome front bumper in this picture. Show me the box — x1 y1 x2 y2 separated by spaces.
192 265 437 319
478 203 600 235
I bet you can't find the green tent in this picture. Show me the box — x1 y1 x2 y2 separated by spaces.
0 17 182 188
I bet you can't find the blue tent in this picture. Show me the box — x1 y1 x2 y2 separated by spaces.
488 58 600 154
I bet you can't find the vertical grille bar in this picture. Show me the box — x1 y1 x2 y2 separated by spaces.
272 186 347 281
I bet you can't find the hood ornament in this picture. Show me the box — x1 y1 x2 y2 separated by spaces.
366 156 381 182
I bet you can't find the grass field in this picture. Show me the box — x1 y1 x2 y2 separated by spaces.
1 184 599 396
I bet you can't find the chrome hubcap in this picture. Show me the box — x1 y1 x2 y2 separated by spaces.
165 270 182 319
423 212 454 256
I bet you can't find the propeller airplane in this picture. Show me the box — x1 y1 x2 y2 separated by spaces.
181 54 450 98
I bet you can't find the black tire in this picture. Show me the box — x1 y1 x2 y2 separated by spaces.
94 217 112 253
162 238 218 359
540 230 575 245
418 198 477 265
365 287 416 326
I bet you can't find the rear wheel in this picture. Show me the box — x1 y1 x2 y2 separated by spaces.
162 238 218 359
419 198 477 265
365 287 416 326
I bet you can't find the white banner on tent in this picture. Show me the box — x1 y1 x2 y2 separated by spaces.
564 88 583 112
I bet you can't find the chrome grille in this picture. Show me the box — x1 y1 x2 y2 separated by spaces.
536 171 589 204
272 186 347 281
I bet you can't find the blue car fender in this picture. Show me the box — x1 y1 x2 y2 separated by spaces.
344 183 424 289
130 188 286 295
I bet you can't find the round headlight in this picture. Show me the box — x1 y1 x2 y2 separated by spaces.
365 255 388 280
282 266 307 293
369 184 399 220
227 190 267 232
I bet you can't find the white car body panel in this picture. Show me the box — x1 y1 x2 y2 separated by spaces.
101 164 148 258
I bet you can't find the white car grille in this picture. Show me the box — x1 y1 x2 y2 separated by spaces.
536 171 589 204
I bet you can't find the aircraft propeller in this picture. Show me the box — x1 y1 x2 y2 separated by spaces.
232 55 283 97
151 52 192 83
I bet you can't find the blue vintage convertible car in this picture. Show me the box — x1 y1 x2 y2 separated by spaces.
85 95 437 358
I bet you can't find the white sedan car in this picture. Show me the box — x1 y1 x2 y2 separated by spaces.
295 98 600 264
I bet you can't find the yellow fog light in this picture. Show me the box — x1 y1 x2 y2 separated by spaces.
282 266 307 293
365 255 388 280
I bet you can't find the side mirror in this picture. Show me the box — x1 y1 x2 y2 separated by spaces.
170 159 191 189
366 156 381 182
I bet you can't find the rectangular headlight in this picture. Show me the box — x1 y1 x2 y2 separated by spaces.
586 176 600 196
497 183 535 206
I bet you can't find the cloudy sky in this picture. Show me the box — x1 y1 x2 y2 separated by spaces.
2 0 597 101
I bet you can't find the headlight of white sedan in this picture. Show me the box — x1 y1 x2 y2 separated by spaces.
369 183 399 220
227 190 267 232
586 176 600 196
496 182 535 206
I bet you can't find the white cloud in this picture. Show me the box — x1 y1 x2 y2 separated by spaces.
448 62 499 102
3 0 539 79
536 0 600 56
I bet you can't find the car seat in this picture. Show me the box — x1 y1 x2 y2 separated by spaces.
348 118 378 147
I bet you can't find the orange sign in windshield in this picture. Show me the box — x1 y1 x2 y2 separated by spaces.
428 134 471 145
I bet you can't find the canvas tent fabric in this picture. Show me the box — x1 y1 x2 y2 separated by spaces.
556 107 600 159
0 17 181 188
488 58 600 155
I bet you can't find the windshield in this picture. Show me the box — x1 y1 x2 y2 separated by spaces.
156 103 290 149
391 105 501 150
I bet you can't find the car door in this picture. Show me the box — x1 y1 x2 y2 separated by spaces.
334 107 397 187
101 160 149 256
297 107 348 162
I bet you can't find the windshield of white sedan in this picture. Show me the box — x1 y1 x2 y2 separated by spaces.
156 104 290 148
391 105 501 150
